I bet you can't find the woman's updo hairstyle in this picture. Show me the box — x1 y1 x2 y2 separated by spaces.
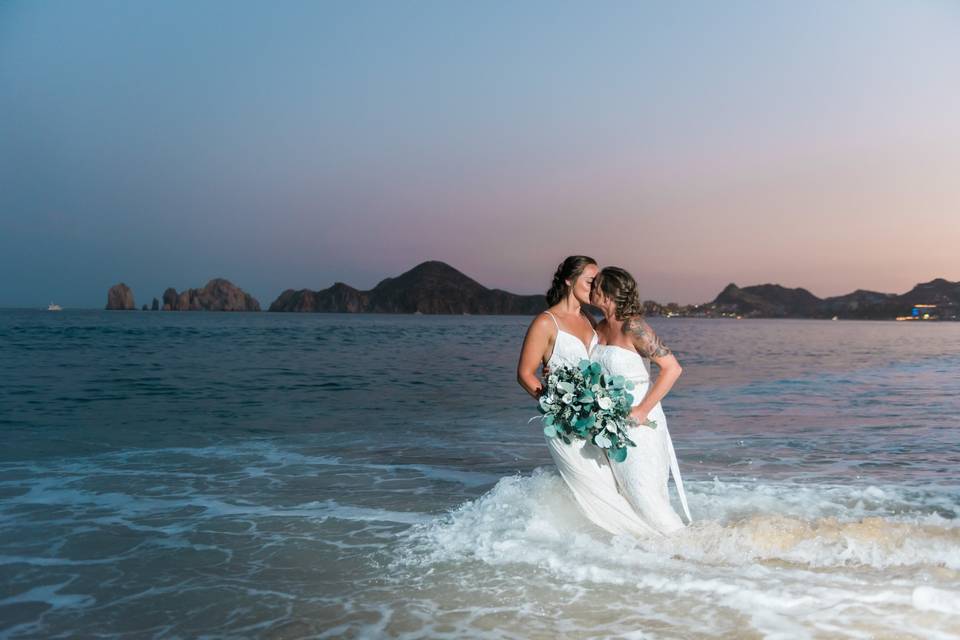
546 255 597 306
593 266 644 320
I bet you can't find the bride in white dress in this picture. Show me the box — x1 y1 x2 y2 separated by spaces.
518 256 661 537
591 266 692 533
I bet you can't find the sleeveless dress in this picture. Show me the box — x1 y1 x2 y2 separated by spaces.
541 312 660 538
595 344 693 534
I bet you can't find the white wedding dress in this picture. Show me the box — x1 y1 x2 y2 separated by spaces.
595 344 692 534
541 312 661 537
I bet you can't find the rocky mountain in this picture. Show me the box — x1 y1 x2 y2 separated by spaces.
269 261 546 314
705 278 959 320
712 283 821 318
161 278 260 311
269 282 369 313
817 289 899 319
106 283 136 310
899 278 960 306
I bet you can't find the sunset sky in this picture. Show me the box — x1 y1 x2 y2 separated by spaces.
1 0 958 307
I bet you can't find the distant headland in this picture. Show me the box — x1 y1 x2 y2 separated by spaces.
104 261 959 321
268 261 543 314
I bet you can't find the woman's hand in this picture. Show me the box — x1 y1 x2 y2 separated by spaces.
629 404 651 424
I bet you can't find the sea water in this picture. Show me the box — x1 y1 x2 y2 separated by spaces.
1 310 958 638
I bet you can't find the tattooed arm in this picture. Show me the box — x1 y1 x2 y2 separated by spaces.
623 318 683 423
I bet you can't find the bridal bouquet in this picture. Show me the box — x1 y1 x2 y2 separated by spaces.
537 359 653 462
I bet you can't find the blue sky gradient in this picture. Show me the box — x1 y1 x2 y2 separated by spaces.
1 0 958 307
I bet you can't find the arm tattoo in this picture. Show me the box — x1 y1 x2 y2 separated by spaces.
624 318 671 358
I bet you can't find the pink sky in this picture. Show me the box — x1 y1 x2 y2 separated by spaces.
1 1 957 306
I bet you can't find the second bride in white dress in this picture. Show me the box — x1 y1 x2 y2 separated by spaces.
517 256 662 537
591 266 692 534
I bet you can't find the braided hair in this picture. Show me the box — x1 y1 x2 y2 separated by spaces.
545 255 597 306
593 266 643 320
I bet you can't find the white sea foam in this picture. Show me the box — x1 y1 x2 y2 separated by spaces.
3 442 957 638
913 586 960 615
394 469 960 638
406 469 960 570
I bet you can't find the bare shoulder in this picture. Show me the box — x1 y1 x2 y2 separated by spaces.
527 312 557 337
623 316 671 358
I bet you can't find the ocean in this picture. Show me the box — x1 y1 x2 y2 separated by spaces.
1 310 958 639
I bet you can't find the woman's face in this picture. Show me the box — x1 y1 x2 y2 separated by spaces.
589 279 612 313
569 263 599 305
589 281 604 308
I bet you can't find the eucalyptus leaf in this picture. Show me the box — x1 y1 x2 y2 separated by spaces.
575 413 596 430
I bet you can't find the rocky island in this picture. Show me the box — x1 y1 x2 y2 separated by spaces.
105 279 259 311
161 279 261 311
106 283 136 310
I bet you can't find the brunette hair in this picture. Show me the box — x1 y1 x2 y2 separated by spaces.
545 255 597 306
592 266 643 320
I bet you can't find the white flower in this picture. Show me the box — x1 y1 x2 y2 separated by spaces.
594 433 612 448
548 374 558 386
591 384 600 393
562 392 574 404
605 421 617 433
597 396 613 410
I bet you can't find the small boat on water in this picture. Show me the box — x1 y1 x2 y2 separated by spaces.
47 303 62 311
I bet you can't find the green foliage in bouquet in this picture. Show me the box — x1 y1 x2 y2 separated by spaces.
537 359 654 462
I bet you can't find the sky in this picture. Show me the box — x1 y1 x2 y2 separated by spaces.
1 0 958 307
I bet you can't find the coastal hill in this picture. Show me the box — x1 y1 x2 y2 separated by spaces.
269 261 545 314
707 278 959 320
103 264 958 320
711 283 821 317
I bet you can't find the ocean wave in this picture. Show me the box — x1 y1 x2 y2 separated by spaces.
390 470 960 638
402 469 960 572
